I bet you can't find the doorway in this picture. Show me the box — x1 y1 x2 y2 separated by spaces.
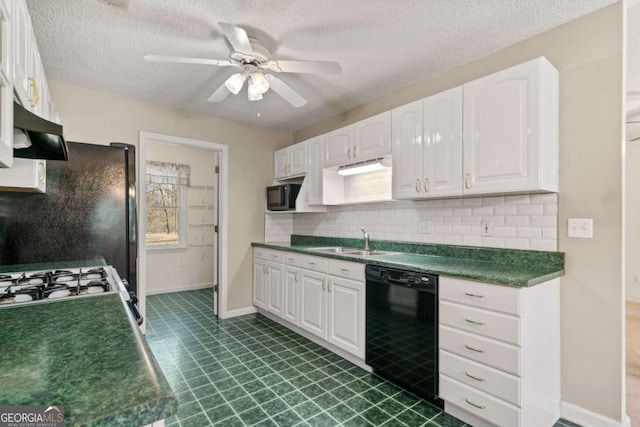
138 132 229 331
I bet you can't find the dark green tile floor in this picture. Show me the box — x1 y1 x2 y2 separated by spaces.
146 289 579 427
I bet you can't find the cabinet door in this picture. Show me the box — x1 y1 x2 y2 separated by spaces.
423 86 463 197
323 126 352 167
0 158 45 192
392 100 423 199
353 111 391 161
299 270 327 339
463 58 555 194
0 0 12 168
266 262 284 317
288 141 308 176
283 266 299 325
274 147 289 180
12 0 29 106
253 259 267 309
306 136 323 205
327 276 365 358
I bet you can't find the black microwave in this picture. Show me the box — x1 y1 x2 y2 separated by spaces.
267 184 301 211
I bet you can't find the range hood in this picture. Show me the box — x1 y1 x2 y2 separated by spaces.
13 101 68 161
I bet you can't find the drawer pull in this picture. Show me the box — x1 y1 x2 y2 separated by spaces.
271 254 279 259
340 268 350 274
465 344 485 353
464 292 485 298
465 318 486 326
464 371 486 382
465 398 485 410
287 257 295 262
308 261 316 266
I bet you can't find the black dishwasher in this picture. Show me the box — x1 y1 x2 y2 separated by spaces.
365 265 441 406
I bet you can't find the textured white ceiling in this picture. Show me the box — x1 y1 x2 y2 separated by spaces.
27 0 618 132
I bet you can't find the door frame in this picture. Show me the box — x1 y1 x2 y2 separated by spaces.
138 132 229 328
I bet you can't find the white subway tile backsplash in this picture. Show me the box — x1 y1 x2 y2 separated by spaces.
517 204 544 216
505 195 530 205
287 193 558 251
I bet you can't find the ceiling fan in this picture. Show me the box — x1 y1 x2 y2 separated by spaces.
144 22 341 107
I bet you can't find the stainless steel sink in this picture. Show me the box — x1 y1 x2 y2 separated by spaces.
306 247 395 257
306 247 360 254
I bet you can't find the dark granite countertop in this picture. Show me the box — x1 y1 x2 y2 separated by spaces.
0 293 177 427
253 235 565 287
0 258 107 273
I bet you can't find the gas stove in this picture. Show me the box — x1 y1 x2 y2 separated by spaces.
0 266 125 306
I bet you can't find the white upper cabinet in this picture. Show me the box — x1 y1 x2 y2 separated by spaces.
305 136 323 205
462 57 558 194
323 126 353 167
393 87 462 199
323 111 391 167
0 157 46 192
12 0 28 106
352 112 391 161
0 0 12 168
274 140 307 180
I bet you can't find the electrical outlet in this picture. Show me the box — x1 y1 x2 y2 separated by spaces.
418 221 431 234
481 221 493 236
567 218 593 238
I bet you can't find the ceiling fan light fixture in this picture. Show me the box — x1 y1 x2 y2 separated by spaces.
225 73 246 94
247 83 263 101
249 72 270 94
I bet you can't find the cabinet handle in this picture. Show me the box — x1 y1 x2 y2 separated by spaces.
262 264 267 273
465 318 486 326
308 261 316 266
465 344 485 353
464 292 485 299
415 179 420 192
306 192 309 202
465 398 486 410
38 161 46 183
295 272 299 282
27 77 39 107
271 254 279 259
424 179 430 192
327 281 332 292
322 279 327 291
347 147 351 159
465 371 486 382
287 257 294 262
353 146 357 158
464 173 471 189
340 268 350 274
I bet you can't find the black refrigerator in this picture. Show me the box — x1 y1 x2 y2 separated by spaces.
0 142 137 293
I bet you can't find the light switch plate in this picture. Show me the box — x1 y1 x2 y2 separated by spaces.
481 221 493 236
568 218 593 238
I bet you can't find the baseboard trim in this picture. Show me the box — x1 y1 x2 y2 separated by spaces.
560 401 627 427
146 283 213 295
221 306 258 319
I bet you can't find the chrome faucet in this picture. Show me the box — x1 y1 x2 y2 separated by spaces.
361 227 370 251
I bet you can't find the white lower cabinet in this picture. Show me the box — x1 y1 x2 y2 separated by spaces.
254 248 365 360
438 276 560 427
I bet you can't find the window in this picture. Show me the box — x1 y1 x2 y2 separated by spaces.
146 161 190 248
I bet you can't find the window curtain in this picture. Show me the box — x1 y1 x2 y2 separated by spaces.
146 161 191 186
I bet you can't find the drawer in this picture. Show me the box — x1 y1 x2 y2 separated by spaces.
265 250 284 263
328 259 365 281
284 253 301 266
439 375 521 427
439 277 521 316
253 247 269 260
439 350 521 406
300 255 328 273
439 325 520 375
439 301 521 345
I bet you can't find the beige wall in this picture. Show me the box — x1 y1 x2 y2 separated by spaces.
49 81 292 311
627 141 640 300
295 4 625 422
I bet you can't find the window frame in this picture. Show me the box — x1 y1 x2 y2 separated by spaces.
145 180 188 251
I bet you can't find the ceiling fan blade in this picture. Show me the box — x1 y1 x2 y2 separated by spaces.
207 83 230 103
263 59 341 75
219 22 254 56
266 75 307 107
144 54 233 67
